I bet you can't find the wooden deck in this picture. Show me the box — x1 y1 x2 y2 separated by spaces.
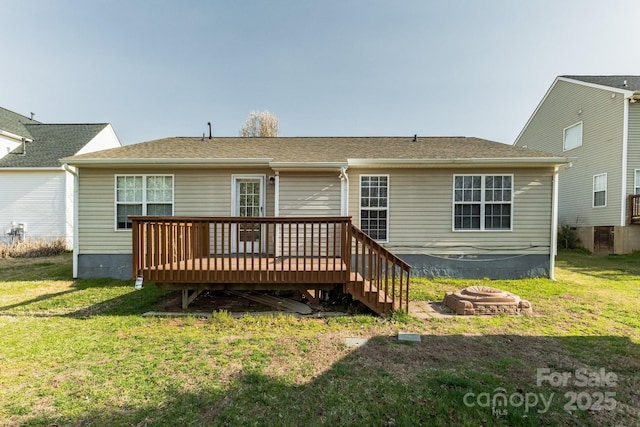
149 256 349 289
131 216 411 315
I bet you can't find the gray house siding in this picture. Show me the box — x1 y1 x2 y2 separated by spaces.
516 79 625 228
627 103 640 200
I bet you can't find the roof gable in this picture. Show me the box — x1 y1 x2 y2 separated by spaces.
0 123 108 168
0 107 40 139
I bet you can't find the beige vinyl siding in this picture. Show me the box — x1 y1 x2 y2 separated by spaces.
348 168 553 255
277 173 341 255
515 79 625 226
278 173 341 216
78 168 274 254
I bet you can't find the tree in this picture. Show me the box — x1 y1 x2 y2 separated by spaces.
239 110 280 137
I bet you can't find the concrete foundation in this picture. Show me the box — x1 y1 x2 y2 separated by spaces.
574 226 640 254
397 253 550 279
78 253 551 281
78 254 132 280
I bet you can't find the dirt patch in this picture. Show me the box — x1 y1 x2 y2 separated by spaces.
154 290 351 315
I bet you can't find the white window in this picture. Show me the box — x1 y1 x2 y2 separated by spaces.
635 170 640 194
563 122 583 151
453 175 513 231
593 173 607 208
360 175 388 241
115 175 174 230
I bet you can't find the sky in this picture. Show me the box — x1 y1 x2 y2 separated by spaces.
3 0 640 146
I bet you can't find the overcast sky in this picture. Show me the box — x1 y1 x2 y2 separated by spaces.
3 0 640 145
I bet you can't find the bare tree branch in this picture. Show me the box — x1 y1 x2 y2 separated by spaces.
240 110 280 137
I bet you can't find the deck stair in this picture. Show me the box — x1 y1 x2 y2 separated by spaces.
345 224 411 315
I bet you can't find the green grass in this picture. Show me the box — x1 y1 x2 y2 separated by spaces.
0 251 638 426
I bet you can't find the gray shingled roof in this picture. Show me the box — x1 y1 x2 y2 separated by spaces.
0 123 108 168
63 136 564 166
0 107 40 139
562 75 640 91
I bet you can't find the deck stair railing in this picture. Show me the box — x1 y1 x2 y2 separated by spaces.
346 224 411 313
131 216 410 315
629 195 640 224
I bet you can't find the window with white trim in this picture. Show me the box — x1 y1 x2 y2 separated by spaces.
453 175 512 231
116 175 174 229
563 122 583 151
635 170 640 194
593 173 607 207
360 175 388 241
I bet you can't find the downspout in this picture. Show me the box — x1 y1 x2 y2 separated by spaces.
274 171 280 217
621 96 631 227
340 166 349 216
549 166 560 280
62 163 79 279
274 172 280 256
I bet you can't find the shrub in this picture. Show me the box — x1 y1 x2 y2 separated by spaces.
0 238 67 258
557 225 583 250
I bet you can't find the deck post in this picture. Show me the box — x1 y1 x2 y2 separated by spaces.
132 218 140 280
182 289 203 309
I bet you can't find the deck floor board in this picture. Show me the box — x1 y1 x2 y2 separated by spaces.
150 256 348 272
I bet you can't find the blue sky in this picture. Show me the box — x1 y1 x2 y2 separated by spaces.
3 0 640 145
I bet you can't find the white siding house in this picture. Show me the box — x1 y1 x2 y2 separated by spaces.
0 106 122 248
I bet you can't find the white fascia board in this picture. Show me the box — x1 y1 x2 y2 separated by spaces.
63 158 273 167
347 157 570 168
269 162 347 172
557 76 635 97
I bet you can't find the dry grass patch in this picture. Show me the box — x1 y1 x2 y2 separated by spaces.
0 238 67 259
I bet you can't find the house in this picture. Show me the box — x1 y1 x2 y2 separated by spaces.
514 76 640 254
62 135 568 302
0 107 122 248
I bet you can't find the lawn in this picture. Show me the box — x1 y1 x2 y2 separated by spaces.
0 251 638 426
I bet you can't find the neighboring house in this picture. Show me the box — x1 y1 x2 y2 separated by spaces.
62 136 568 284
0 107 122 248
514 76 640 254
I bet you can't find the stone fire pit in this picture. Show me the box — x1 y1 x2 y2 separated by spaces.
442 286 532 315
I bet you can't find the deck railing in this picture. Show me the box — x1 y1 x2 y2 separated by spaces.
131 216 411 314
348 224 411 313
629 195 640 224
131 216 352 285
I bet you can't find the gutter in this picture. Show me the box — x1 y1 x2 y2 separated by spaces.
62 163 79 279
347 157 571 168
270 162 347 171
0 167 65 171
0 129 25 142
63 158 274 167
